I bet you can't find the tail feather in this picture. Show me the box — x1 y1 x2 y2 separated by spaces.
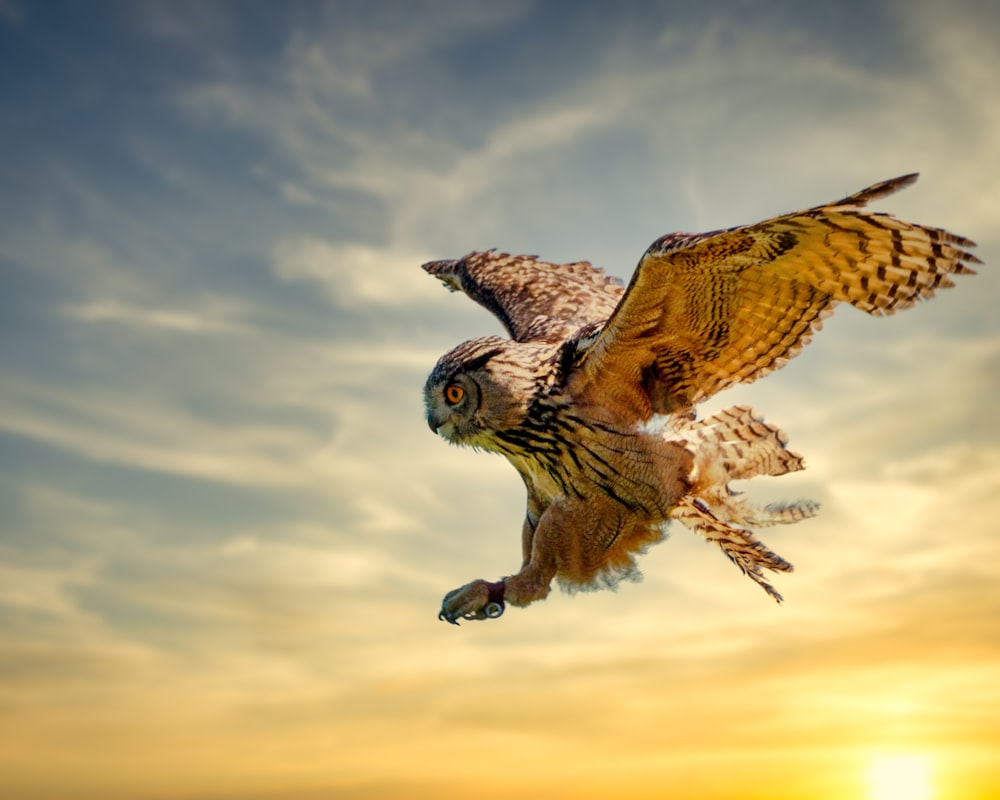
671 406 818 600
671 497 791 603
723 497 821 528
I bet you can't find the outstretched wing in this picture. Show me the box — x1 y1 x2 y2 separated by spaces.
572 174 980 420
422 250 624 342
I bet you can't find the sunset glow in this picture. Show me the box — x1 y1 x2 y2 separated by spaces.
867 754 935 800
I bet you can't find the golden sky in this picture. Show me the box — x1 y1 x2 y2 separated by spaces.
1 1 999 798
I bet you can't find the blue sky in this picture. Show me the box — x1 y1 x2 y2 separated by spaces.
2 2 999 798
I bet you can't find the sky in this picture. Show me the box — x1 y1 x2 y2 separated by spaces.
1 1 999 798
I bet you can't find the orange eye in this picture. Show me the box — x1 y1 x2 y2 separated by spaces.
445 384 465 405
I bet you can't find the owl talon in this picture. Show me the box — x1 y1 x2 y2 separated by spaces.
438 579 505 624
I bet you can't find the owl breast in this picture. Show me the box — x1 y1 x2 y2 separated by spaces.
496 403 694 521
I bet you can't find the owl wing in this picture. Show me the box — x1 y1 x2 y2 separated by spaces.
572 174 980 419
422 250 625 342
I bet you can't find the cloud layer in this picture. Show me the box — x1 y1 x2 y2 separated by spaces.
1 1 998 798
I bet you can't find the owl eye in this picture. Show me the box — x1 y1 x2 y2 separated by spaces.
444 384 465 405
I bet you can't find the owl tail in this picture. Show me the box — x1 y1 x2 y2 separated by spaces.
670 405 819 602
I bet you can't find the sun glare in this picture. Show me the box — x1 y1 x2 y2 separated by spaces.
866 754 936 800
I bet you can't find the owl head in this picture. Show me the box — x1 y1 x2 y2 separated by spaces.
424 335 544 450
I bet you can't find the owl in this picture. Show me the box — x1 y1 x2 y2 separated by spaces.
423 174 979 624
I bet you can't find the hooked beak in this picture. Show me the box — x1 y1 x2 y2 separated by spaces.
426 404 448 435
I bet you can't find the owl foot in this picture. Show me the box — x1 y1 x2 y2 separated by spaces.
438 579 505 625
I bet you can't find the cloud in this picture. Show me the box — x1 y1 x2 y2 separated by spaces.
0 376 315 488
271 238 442 308
169 0 1000 273
60 297 250 333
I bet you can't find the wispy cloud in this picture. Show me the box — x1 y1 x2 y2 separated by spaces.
60 297 250 333
1 2 998 798
0 377 311 487
271 238 443 308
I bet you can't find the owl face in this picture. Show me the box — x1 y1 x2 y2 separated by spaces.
424 336 539 449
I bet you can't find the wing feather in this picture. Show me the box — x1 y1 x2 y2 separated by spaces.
573 174 980 418
422 250 624 342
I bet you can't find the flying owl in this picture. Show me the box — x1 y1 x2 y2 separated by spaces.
422 174 979 624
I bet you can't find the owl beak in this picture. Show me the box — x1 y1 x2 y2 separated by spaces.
427 411 456 441
427 407 447 434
